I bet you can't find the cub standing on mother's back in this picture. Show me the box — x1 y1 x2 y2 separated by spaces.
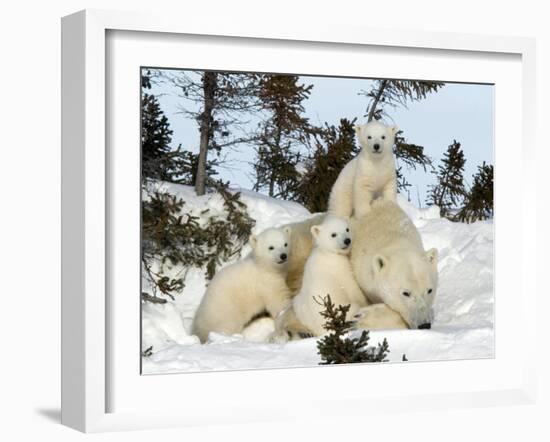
328 121 399 218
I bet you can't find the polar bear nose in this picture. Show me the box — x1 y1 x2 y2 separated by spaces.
373 143 381 151
418 322 431 329
280 253 287 261
344 238 351 246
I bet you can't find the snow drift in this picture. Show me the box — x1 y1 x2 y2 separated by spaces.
142 182 494 374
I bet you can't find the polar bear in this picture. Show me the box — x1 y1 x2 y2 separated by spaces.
328 121 399 218
192 227 292 343
350 199 438 329
350 303 408 330
284 213 326 294
289 216 368 336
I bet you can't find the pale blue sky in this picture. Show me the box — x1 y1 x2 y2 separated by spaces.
147 70 493 206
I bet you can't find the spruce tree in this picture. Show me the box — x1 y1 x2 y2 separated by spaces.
141 69 209 185
140 69 255 302
364 80 444 122
427 140 466 218
162 70 261 195
141 70 175 182
141 180 255 303
253 74 315 199
456 162 493 222
316 295 390 365
295 119 358 212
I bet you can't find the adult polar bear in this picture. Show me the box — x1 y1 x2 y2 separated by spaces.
350 199 438 330
328 120 398 218
281 199 437 331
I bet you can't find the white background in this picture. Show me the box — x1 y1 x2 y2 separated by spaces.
0 0 547 441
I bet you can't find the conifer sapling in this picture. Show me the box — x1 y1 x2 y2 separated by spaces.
316 295 390 365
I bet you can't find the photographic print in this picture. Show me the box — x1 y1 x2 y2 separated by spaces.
140 68 494 374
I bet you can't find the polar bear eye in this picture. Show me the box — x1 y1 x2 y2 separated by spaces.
268 246 274 250
331 233 337 238
346 228 349 232
381 135 386 140
428 288 433 294
367 135 372 140
284 243 288 247
402 291 411 298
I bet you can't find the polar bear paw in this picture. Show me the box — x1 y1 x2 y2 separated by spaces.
350 304 408 330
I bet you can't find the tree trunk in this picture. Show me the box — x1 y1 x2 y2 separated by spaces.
195 72 217 196
268 125 282 197
269 176 275 197
367 79 388 122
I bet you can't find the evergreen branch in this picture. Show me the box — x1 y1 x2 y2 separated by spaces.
141 292 167 304
367 79 389 122
316 295 391 365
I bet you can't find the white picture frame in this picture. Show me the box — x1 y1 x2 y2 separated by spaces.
61 9 537 433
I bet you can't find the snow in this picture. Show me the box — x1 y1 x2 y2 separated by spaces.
142 183 494 374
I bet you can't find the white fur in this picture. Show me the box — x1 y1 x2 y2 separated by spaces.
292 216 368 336
283 213 326 294
192 227 292 343
351 303 408 329
350 200 438 329
328 121 398 218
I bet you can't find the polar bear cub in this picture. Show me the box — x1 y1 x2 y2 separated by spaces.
292 216 368 336
328 121 398 218
282 213 326 293
192 227 292 343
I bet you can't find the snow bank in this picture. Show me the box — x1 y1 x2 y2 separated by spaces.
142 186 494 374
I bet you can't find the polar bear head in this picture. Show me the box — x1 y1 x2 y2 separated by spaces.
249 227 292 269
355 121 398 157
370 248 438 329
310 216 352 255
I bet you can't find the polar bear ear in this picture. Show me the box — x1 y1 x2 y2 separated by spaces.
389 125 399 136
310 225 321 239
426 248 438 266
354 124 363 135
372 254 387 274
249 234 258 249
283 226 292 237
